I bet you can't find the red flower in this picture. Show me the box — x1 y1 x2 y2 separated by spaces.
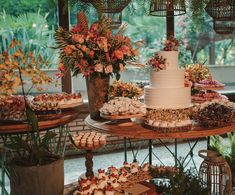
113 50 124 60
89 50 94 58
64 45 73 55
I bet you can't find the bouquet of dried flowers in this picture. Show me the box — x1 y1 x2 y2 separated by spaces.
148 53 166 71
108 80 142 100
163 36 180 51
0 39 52 98
184 63 211 84
54 12 138 80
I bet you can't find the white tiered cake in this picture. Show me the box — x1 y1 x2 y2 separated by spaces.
144 50 192 131
144 51 191 109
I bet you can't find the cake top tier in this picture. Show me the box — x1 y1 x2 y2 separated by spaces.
158 51 179 70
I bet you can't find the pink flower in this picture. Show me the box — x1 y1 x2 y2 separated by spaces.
113 50 124 60
105 65 113 74
119 63 125 72
90 23 99 34
97 37 108 52
94 63 103 73
89 50 94 58
72 34 84 44
121 45 131 56
64 45 73 55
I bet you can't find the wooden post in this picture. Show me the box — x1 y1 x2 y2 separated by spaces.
58 0 72 93
166 1 174 38
209 33 216 65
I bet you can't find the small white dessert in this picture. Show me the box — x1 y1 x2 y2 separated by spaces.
142 163 150 172
111 179 120 188
94 189 105 195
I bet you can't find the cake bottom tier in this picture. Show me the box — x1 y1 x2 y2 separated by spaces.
144 86 191 109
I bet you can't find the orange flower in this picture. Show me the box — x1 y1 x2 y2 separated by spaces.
97 37 108 52
113 50 124 60
64 45 73 55
72 34 84 44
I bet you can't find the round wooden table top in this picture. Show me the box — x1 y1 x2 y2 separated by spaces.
85 116 235 139
0 109 80 135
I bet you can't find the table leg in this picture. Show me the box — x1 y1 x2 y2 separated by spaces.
174 139 178 167
1 137 10 195
207 136 211 150
124 137 127 163
85 150 94 178
149 140 152 165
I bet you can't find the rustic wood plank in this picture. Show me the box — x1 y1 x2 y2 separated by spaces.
85 116 235 139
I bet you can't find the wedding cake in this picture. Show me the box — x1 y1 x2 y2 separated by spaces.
144 37 192 131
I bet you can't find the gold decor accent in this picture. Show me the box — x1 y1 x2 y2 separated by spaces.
149 0 186 17
91 0 131 13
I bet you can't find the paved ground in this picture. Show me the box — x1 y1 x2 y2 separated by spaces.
64 139 207 184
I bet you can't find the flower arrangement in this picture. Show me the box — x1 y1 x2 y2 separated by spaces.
184 63 211 84
0 39 52 98
108 80 142 99
163 36 180 51
54 12 138 80
148 53 166 71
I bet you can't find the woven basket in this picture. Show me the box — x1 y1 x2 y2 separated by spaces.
149 0 186 17
91 0 131 13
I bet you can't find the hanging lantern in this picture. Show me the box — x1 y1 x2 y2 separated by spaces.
100 12 122 29
199 150 233 195
213 19 235 34
91 0 131 13
149 0 186 17
205 0 235 20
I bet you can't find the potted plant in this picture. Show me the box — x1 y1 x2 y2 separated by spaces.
210 132 235 187
0 39 64 195
54 11 139 120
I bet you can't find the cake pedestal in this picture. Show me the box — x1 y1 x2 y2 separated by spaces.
85 149 94 178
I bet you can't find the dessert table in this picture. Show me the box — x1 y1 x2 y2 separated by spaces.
0 109 80 195
85 115 235 168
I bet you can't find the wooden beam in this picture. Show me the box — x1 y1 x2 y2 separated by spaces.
58 0 72 93
166 1 174 38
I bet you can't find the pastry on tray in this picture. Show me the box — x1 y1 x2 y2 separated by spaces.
194 79 225 90
30 92 83 111
0 95 27 121
192 91 228 103
100 97 146 119
72 131 107 150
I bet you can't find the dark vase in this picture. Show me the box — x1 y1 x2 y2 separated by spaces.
9 158 64 195
86 74 110 120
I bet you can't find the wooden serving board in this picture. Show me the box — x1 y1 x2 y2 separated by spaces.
100 113 145 120
194 85 225 91
59 101 83 109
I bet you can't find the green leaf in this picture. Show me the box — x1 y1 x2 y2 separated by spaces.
25 106 38 132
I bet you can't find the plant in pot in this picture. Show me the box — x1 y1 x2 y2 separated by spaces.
54 11 139 120
0 39 64 195
210 132 235 187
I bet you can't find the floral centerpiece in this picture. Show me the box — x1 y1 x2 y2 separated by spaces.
163 36 180 51
108 80 142 100
148 53 166 71
55 12 138 119
54 12 137 80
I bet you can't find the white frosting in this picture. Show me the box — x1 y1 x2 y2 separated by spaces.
145 51 191 109
158 51 179 70
150 69 184 88
144 86 191 109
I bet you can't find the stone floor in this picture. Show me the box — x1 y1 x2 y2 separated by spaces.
64 139 208 184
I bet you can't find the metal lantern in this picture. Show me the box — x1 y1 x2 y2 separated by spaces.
213 19 235 34
199 150 233 195
149 0 186 17
91 0 131 13
205 0 235 20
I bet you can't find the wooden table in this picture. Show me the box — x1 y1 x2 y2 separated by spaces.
85 116 235 140
0 109 80 195
85 115 235 167
0 109 79 135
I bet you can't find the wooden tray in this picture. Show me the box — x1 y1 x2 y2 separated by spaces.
194 85 224 91
142 123 192 133
100 113 145 120
59 101 83 109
